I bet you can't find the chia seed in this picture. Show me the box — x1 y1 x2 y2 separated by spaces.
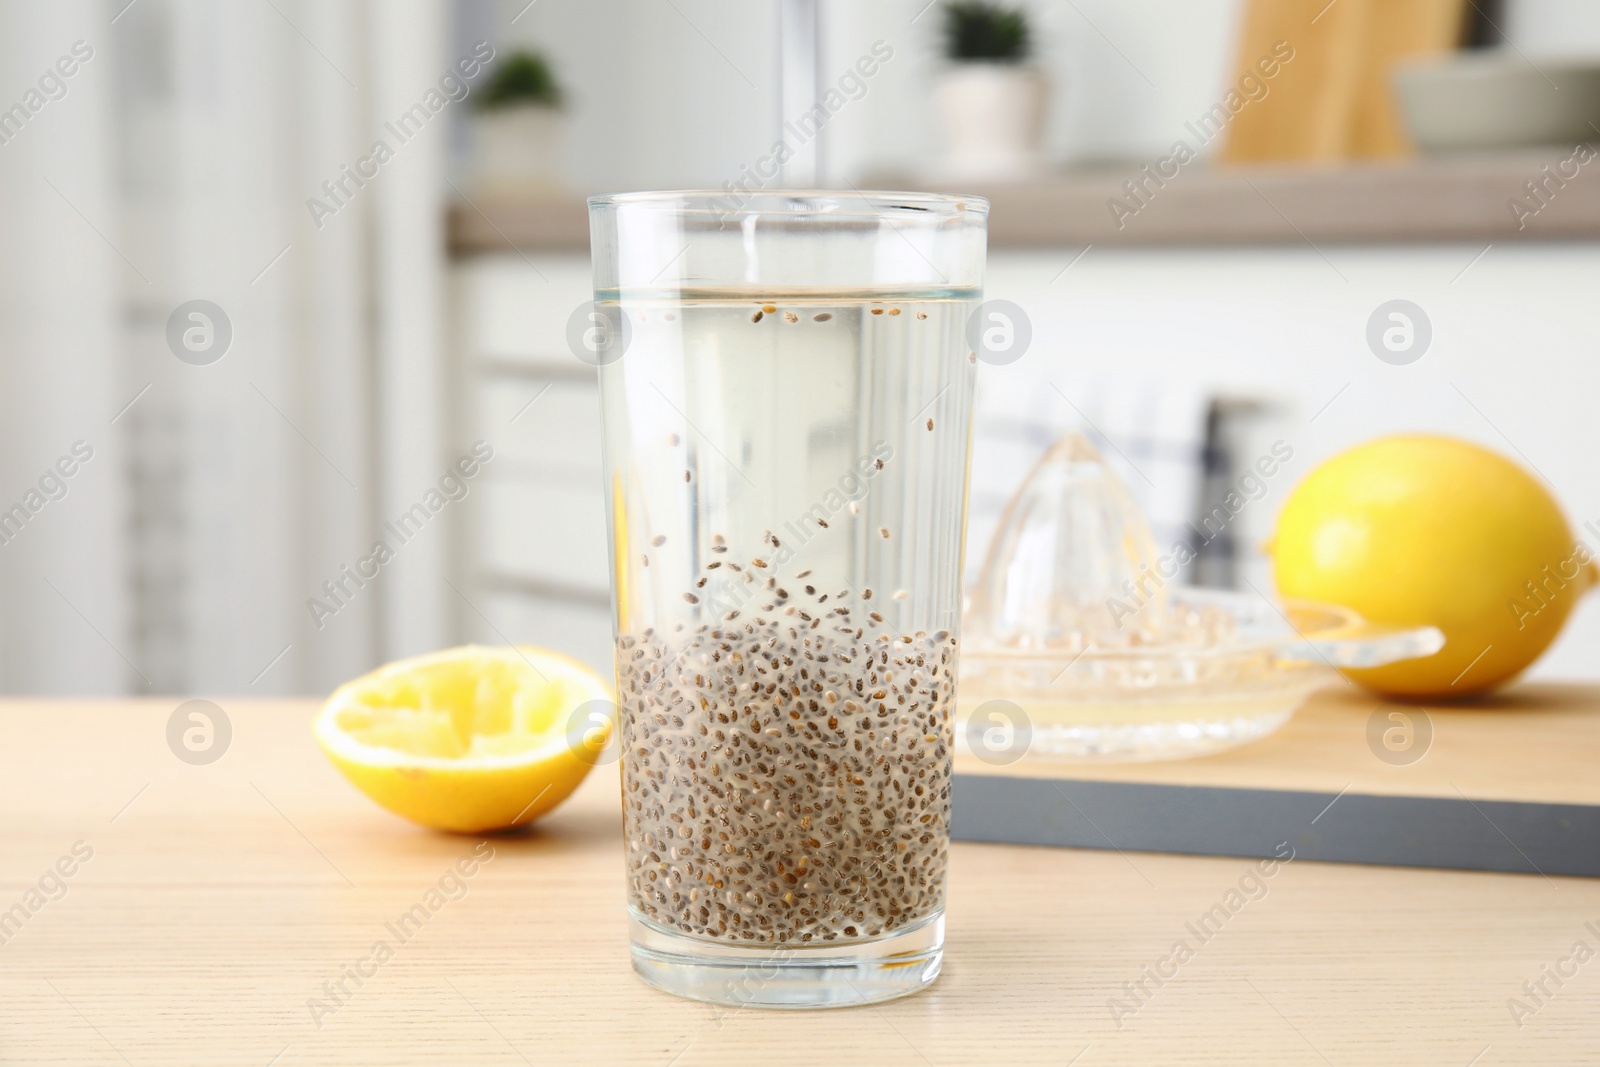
617 584 956 945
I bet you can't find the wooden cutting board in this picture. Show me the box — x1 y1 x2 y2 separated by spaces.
953 682 1600 877
1221 0 1472 162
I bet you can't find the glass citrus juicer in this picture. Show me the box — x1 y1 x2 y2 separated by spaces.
956 433 1445 763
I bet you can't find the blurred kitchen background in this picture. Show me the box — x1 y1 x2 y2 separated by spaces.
1 0 1597 696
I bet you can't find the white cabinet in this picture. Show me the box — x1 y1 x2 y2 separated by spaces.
454 243 1600 684
453 254 614 676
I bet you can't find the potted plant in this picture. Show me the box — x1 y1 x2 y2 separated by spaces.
472 50 566 192
934 2 1047 181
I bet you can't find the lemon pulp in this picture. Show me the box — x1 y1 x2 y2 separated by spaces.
314 645 613 832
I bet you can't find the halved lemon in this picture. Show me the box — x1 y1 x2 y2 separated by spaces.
314 645 614 833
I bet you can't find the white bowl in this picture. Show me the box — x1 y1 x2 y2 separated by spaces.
1394 52 1600 152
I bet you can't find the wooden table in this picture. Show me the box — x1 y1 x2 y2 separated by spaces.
3 696 1597 1065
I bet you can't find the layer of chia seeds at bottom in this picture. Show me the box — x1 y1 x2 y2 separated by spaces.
618 619 955 945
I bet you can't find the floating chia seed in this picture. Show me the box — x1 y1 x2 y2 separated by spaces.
927 418 934 431
879 527 891 539
813 312 833 322
762 304 776 314
652 535 667 547
784 312 798 323
888 308 901 316
871 308 884 315
752 311 764 323
916 311 927 320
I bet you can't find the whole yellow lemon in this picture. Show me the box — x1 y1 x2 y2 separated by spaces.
1270 434 1594 698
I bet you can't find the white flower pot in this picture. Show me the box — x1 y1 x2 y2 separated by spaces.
471 105 566 193
934 64 1049 182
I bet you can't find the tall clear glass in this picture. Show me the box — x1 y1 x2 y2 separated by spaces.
587 191 986 1008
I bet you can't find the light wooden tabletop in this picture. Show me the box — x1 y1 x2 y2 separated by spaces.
3 696 1597 1066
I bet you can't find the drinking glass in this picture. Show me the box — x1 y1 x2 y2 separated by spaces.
587 190 985 1008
